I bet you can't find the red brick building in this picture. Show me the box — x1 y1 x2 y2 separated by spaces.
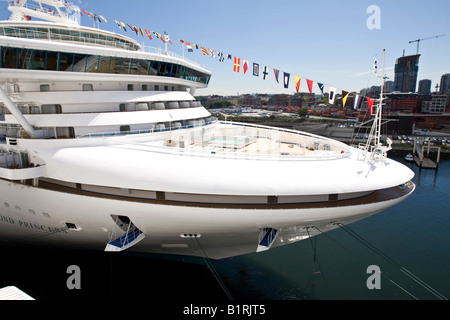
385 93 427 113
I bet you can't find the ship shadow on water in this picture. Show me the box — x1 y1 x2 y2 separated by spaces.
0 245 229 301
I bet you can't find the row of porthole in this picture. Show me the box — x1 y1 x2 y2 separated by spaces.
3 201 51 219
2 201 78 230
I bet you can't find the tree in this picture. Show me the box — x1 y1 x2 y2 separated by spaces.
298 107 308 118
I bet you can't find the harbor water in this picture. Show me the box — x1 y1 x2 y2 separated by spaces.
0 157 449 301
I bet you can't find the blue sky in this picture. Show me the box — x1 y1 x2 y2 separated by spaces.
2 0 450 96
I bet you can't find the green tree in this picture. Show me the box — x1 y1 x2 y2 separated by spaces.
298 107 308 118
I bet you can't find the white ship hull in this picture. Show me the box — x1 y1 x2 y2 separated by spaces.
0 178 414 259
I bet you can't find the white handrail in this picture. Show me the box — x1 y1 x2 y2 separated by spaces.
87 122 352 162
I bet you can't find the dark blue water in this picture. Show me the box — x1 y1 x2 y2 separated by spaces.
0 158 448 303
214 157 450 300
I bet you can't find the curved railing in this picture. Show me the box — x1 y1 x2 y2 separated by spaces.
99 121 353 162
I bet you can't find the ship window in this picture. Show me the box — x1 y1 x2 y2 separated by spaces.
178 66 186 79
3 47 18 68
120 125 130 134
4 202 9 208
156 191 165 201
171 64 178 76
72 53 87 72
40 84 50 92
155 85 159 91
82 84 93 91
328 194 338 201
98 56 111 73
56 127 75 138
142 84 148 91
129 59 140 75
268 196 278 204
148 61 158 76
86 55 100 73
59 52 74 71
46 51 58 71
127 84 134 91
110 57 124 74
65 222 77 230
137 60 150 75
31 50 46 70
17 48 30 69
158 62 167 76
0 46 210 85
41 104 62 114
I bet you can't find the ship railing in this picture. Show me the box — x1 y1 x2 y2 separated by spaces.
0 25 139 51
218 121 351 148
0 147 46 180
141 45 201 67
0 25 204 64
80 121 351 162
78 119 218 139
7 1 76 22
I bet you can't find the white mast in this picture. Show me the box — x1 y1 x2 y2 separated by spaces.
376 49 386 147
363 49 392 160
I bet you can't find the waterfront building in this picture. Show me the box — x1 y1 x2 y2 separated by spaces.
394 54 421 93
421 95 448 114
440 73 450 94
418 79 432 95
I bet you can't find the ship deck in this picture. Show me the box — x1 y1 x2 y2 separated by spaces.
113 121 352 161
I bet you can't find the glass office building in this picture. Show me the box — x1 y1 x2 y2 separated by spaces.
394 54 420 93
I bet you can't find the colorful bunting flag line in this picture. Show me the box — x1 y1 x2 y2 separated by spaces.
69 3 377 112
177 37 379 112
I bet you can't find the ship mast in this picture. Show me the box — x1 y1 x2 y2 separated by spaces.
363 49 392 160
376 49 385 147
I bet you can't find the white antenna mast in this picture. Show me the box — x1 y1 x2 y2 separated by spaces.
363 49 392 160
376 49 386 147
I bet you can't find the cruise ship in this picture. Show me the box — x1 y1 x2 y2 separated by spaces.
0 0 415 259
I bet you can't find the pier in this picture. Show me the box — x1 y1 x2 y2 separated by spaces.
413 139 441 170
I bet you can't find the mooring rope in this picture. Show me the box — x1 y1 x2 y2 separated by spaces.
306 227 329 294
312 225 425 300
193 237 234 301
336 223 448 300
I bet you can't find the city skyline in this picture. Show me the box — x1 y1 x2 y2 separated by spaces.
1 0 449 96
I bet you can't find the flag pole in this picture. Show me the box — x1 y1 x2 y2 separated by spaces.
377 49 386 146
164 32 168 55
181 40 185 60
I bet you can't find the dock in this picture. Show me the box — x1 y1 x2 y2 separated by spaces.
413 139 441 170
414 156 438 169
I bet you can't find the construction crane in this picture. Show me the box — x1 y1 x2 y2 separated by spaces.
409 34 446 55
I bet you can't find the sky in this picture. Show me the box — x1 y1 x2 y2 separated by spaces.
1 0 450 96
